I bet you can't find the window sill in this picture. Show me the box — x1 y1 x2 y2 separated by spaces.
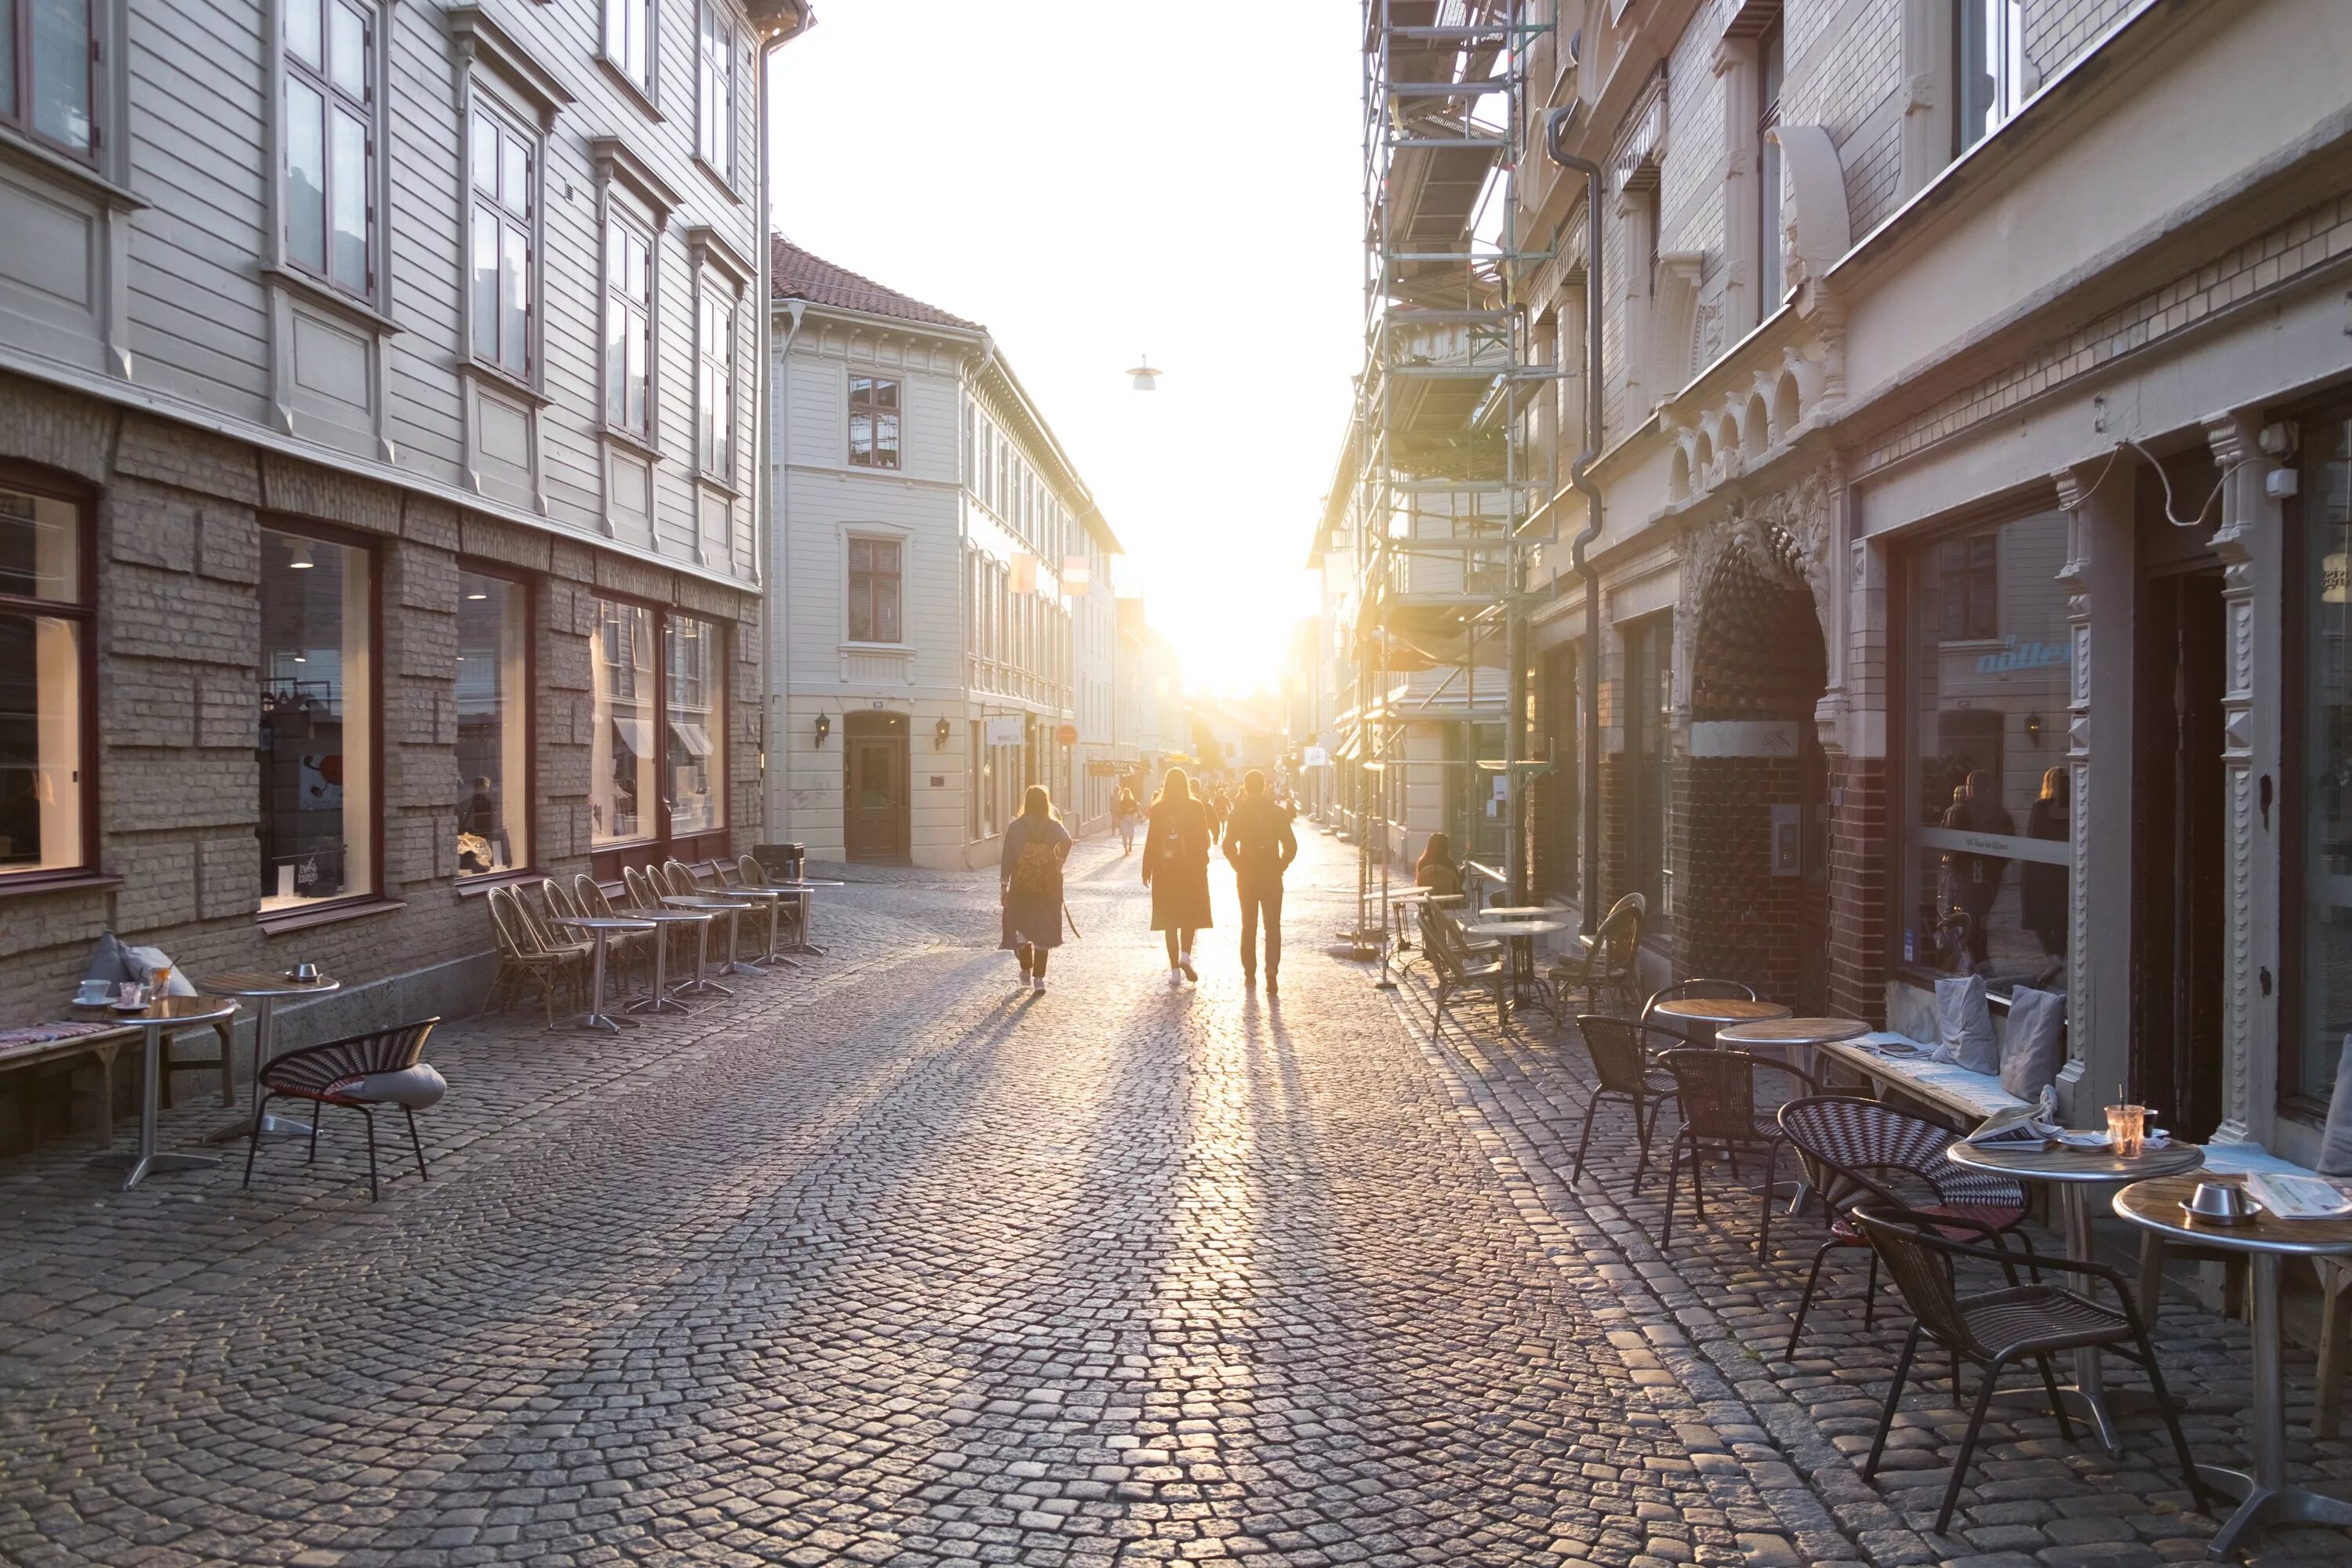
0 130 143 210
262 265 405 337
597 56 665 122
256 896 405 937
459 360 553 408
840 640 913 654
693 155 742 204
454 867 543 899
694 468 740 497
601 424 666 465
0 869 123 901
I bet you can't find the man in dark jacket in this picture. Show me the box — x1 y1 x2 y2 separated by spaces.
1223 769 1298 993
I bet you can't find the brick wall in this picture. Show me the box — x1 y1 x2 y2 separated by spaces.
0 376 764 1150
1675 754 1806 1002
1827 753 1889 1025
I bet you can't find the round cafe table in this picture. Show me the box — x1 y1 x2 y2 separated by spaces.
1947 1138 2205 1457
76 994 240 1190
1716 1016 1868 1080
1479 905 1552 920
1462 918 1571 1025
196 970 343 1143
2115 1173 2352 1557
1650 996 1791 1047
550 915 655 1031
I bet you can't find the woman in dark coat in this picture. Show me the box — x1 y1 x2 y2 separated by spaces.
1142 765 1213 983
1000 785 1073 992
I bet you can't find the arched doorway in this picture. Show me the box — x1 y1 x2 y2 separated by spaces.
1682 521 1830 1008
843 710 909 863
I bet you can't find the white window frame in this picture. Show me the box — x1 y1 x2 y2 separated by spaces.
275 0 379 303
604 211 656 439
466 93 540 384
695 267 740 477
601 0 657 107
695 0 738 188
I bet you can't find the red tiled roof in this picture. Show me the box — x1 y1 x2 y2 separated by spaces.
768 236 983 332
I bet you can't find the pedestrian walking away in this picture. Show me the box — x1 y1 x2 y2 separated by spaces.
1112 782 1140 855
1142 765 1213 983
1000 786 1073 993
1224 768 1298 994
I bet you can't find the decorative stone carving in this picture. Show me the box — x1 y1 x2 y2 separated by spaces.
2054 467 2094 1069
2205 412 2264 1143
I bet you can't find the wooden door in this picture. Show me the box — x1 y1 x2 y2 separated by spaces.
844 720 908 862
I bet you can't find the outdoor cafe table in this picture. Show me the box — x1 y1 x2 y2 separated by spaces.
1649 996 1791 1047
1479 905 1552 920
549 915 655 1032
662 895 760 982
69 994 240 1190
1462 917 1570 1025
617 907 724 1011
2116 1173 2352 1558
763 878 843 955
1716 1016 1869 1080
196 970 342 1144
1947 1139 2205 1457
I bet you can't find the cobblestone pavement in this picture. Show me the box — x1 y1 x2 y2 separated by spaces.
1 832 1811 1568
1410 938 2352 1568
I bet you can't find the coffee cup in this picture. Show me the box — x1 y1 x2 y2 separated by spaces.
74 980 112 1005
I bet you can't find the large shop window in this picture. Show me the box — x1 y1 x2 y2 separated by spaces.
1623 612 1674 927
455 568 529 878
0 480 90 880
2292 412 2352 1108
590 597 725 854
1900 510 2071 992
260 528 375 913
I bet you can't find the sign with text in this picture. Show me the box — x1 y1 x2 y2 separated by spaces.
984 716 1025 746
1688 720 1798 757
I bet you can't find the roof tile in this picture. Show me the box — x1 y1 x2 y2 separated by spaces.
768 236 983 332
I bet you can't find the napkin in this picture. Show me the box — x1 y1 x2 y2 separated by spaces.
1965 1086 2064 1146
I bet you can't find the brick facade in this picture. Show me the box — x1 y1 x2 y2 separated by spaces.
0 376 764 1152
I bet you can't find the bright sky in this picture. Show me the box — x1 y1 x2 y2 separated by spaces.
764 2 1362 698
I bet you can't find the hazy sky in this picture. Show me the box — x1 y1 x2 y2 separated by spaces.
764 2 1362 696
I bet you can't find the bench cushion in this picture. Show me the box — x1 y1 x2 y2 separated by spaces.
1841 1032 2031 1122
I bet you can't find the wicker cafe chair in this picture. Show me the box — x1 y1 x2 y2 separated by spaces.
241 1018 439 1201
1852 1204 2211 1535
1418 901 1510 1040
575 874 653 996
1640 978 1759 1045
1550 893 1646 1015
1773 1096 2037 1359
740 854 808 949
484 886 579 1029
1656 1048 1820 1258
1569 1014 1680 1193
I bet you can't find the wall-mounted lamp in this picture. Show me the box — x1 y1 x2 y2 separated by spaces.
813 712 832 746
2024 712 2044 745
935 717 953 750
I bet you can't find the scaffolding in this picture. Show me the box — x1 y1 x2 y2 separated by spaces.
1331 0 1556 958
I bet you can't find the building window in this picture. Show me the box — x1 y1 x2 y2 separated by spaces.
469 103 535 378
0 479 90 880
698 276 736 474
2292 412 2352 1107
591 597 656 847
602 0 652 94
0 0 96 159
1755 19 1784 315
696 0 735 182
1624 612 1673 926
604 217 653 435
848 536 901 644
849 376 899 469
1900 510 2070 991
1955 0 2027 157
282 0 373 298
666 614 723 837
456 568 528 878
260 528 374 912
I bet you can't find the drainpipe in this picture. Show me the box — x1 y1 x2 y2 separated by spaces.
755 1 812 844
1546 103 1606 940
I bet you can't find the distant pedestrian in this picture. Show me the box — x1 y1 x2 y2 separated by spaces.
1209 785 1232 840
1143 765 1213 984
1000 785 1072 993
1415 832 1462 898
1112 783 1141 855
1224 769 1298 994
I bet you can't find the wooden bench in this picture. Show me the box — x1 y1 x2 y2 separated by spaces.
1815 1032 2028 1128
0 1011 233 1147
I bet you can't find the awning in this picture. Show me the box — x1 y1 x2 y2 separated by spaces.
612 717 656 756
670 721 713 758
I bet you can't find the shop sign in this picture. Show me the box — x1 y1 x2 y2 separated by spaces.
985 716 1025 746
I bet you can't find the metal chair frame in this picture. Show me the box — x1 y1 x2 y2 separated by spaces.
1852 1203 2212 1535
241 1018 438 1201
1640 978 1759 1045
1419 901 1511 1039
1656 1047 1819 1259
1569 1014 1681 1193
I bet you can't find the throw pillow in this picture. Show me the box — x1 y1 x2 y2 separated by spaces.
1935 975 1999 1076
2319 1036 2352 1177
82 932 136 985
2000 985 2067 1101
343 1064 448 1110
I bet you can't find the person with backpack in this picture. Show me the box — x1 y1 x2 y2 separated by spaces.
1000 785 1073 993
1223 769 1298 994
1142 765 1214 983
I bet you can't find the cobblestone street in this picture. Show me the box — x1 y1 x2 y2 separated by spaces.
2 829 2347 1567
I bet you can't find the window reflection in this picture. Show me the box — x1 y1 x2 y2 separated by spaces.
590 598 656 846
260 529 372 909
455 571 528 877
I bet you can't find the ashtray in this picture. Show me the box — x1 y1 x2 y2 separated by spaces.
285 963 322 982
2180 1182 2259 1227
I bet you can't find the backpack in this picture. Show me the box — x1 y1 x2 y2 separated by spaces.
1010 838 1062 898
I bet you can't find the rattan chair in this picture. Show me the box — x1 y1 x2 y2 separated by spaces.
1641 978 1759 1044
1569 1014 1680 1192
241 1018 438 1201
485 886 580 1029
1550 893 1645 1015
739 854 808 949
1852 1203 2211 1534
1656 1047 1819 1258
575 873 652 996
1773 1096 2036 1359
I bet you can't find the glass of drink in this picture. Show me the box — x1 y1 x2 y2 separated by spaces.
2105 1103 2147 1158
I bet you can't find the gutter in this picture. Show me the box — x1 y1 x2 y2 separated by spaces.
1546 104 1606 940
754 0 814 839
